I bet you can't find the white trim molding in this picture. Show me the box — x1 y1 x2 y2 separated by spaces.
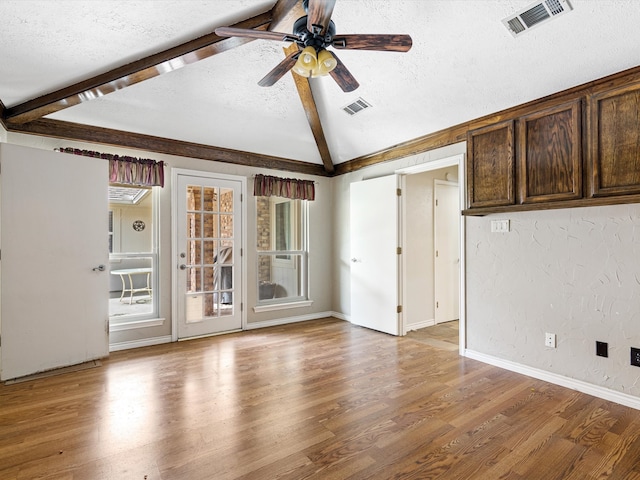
253 300 313 313
109 317 165 333
330 311 349 322
109 335 172 352
406 319 435 331
246 311 335 330
465 349 640 411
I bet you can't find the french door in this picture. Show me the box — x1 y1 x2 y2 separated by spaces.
174 171 244 339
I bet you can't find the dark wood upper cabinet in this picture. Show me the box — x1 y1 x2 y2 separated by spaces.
588 83 640 197
517 100 582 204
466 121 515 209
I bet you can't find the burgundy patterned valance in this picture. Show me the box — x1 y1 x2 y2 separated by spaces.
56 147 165 187
253 174 315 201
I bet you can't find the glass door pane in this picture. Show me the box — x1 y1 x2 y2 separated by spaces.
177 176 242 338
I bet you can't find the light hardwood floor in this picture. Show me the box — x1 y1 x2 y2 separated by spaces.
2 318 640 479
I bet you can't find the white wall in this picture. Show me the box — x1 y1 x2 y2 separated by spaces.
4 132 334 346
466 204 640 397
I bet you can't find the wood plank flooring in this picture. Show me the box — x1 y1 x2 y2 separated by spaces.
1 318 640 479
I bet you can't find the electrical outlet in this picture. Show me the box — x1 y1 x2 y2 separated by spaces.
631 347 640 367
545 332 556 348
596 341 608 358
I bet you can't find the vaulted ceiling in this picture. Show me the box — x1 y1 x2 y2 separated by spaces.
2 0 640 176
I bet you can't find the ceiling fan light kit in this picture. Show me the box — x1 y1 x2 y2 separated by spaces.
214 0 412 92
292 46 337 78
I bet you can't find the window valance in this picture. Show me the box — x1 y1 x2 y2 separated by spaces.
56 147 165 187
253 174 315 201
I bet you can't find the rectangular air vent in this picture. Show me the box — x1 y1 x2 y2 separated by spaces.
342 98 372 116
503 0 573 37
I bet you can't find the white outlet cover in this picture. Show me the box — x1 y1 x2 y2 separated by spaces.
545 332 556 348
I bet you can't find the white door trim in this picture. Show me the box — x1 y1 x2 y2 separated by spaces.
434 179 460 324
398 153 467 354
171 168 247 342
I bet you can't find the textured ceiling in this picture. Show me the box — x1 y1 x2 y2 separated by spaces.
2 0 640 168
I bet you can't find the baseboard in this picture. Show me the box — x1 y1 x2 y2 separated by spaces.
330 311 349 322
464 349 640 411
406 319 435 331
245 311 339 330
109 335 172 352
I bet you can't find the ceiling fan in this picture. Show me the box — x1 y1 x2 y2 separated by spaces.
215 0 412 92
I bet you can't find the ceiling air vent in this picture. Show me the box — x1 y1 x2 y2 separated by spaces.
503 0 573 37
342 98 372 116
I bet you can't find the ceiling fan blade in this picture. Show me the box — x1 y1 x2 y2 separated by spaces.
258 50 299 87
332 34 413 52
215 26 295 42
328 53 359 92
306 0 336 35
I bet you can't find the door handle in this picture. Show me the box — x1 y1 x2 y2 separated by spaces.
92 264 105 272
351 258 358 263
179 264 187 270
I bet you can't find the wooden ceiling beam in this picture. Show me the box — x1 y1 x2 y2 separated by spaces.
3 10 275 125
269 0 305 32
286 44 335 174
7 118 329 177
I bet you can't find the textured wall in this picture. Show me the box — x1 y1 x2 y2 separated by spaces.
466 204 640 396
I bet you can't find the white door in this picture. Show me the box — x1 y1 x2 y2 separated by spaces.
350 175 400 335
0 144 109 380
434 180 460 324
175 172 243 339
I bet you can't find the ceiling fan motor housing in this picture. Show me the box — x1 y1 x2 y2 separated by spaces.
293 16 336 51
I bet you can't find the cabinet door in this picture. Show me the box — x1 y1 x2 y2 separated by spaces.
589 83 640 197
518 100 582 204
466 121 515 208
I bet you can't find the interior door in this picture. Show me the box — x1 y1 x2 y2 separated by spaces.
0 143 109 380
350 175 400 335
434 180 460 324
175 173 243 339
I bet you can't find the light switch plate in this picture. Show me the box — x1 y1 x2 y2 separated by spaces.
491 219 510 233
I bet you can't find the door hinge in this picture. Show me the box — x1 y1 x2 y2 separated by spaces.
241 193 243 202
397 305 403 313
240 248 243 257
436 250 439 257
397 247 402 255
241 302 243 312
436 199 439 206
396 188 402 196
436 301 439 308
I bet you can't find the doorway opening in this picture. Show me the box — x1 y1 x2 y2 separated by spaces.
397 153 465 352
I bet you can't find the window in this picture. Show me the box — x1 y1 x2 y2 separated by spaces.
256 196 308 307
108 185 159 321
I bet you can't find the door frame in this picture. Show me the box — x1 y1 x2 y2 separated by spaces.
434 179 460 324
396 153 466 354
170 168 247 342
